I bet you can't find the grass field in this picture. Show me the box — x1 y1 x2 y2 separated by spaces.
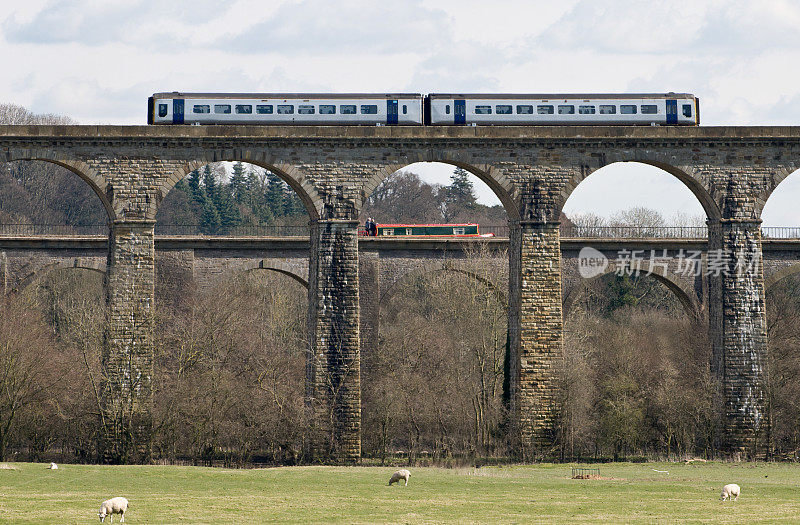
2 461 800 523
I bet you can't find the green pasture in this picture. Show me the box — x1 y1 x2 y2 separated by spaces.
1 462 799 523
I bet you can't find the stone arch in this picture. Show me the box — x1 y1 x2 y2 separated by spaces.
557 155 720 221
563 267 702 324
239 259 309 288
362 158 520 220
157 155 323 221
11 259 107 294
5 152 114 221
757 165 800 220
379 264 507 311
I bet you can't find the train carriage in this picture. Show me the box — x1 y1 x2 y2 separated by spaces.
149 92 424 125
426 93 699 126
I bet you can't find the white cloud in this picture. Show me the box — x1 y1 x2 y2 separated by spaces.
219 0 453 55
1 0 800 222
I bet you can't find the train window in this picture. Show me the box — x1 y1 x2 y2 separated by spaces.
192 105 210 114
620 105 637 114
599 105 616 114
558 105 575 114
641 105 658 114
445 105 450 114
298 105 315 114
496 105 512 114
235 105 252 114
516 105 533 114
256 105 273 114
340 105 356 114
319 105 336 114
453 227 465 235
402 104 407 115
537 105 554 114
277 105 294 114
682 104 692 117
474 105 492 114
158 104 168 117
214 104 231 114
579 105 596 114
360 104 378 114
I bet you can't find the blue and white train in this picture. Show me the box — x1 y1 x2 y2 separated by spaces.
148 92 699 126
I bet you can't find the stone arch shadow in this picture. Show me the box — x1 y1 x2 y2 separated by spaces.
6 152 114 222
11 259 107 294
379 265 507 313
362 158 520 221
563 266 703 324
555 155 721 222
238 259 309 289
765 263 800 294
157 155 324 222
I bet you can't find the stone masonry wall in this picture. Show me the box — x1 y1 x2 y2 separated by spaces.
0 251 6 295
719 220 767 455
512 221 563 455
306 220 361 462
100 222 155 463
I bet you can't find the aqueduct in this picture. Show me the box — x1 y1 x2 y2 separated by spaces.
2 124 800 462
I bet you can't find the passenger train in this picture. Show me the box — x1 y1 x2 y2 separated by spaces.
149 92 699 126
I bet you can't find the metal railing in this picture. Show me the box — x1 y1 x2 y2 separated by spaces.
154 224 310 237
2 223 800 239
762 226 800 239
559 225 708 239
0 224 109 236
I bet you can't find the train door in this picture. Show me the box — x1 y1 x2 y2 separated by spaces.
454 99 466 125
387 99 398 125
666 99 677 124
173 99 184 124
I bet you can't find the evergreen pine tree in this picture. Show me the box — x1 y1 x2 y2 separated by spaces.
199 193 221 234
215 184 242 229
202 165 217 205
608 274 638 312
187 169 203 202
441 167 477 222
230 162 248 203
265 172 286 218
283 188 304 216
448 167 477 208
246 170 274 224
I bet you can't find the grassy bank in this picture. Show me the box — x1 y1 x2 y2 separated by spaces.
2 462 799 523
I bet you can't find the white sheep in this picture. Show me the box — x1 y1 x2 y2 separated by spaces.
48 462 58 470
98 497 129 523
388 469 411 486
720 483 740 501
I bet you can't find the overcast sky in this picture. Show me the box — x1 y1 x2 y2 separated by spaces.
1 0 799 225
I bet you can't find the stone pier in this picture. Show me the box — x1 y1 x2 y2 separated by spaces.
100 221 155 463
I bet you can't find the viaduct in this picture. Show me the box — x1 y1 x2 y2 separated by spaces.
2 124 800 462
